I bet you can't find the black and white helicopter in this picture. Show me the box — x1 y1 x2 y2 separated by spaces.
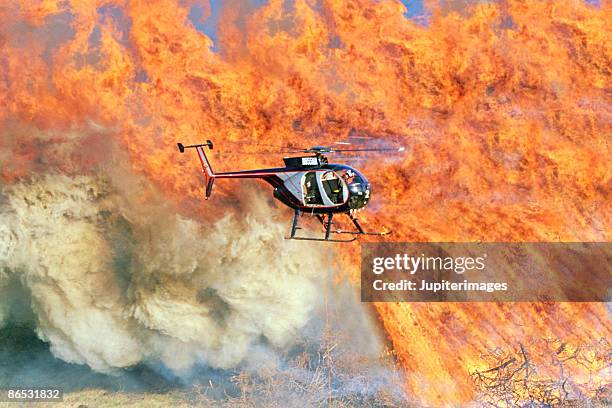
178 139 404 242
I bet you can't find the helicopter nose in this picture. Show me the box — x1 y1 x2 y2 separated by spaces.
348 183 371 209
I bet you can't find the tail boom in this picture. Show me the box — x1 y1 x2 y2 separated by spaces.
178 140 290 200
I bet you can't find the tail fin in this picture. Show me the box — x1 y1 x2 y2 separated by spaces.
177 140 216 199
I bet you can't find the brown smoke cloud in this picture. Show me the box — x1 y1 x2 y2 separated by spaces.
0 160 361 375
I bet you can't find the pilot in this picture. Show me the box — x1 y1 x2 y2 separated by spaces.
303 173 320 204
322 172 342 204
342 169 356 184
304 179 314 203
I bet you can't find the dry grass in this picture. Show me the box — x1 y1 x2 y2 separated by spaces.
471 338 611 407
0 332 410 408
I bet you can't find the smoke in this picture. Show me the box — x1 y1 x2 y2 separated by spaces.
0 162 343 376
0 156 403 405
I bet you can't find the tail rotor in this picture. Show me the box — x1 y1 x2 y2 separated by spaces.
177 140 216 199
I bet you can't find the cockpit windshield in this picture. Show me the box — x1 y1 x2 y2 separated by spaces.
320 171 344 204
335 167 367 187
333 166 371 209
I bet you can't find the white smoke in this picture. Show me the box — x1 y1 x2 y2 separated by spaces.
0 172 334 374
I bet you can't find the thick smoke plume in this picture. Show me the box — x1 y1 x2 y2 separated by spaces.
0 164 340 375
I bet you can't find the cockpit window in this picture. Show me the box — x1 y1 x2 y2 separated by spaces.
342 170 356 184
334 167 371 209
320 171 343 204
303 171 323 205
336 168 365 186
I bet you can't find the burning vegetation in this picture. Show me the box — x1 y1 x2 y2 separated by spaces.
472 338 611 407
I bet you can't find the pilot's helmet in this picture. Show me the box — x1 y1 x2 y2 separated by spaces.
343 169 355 182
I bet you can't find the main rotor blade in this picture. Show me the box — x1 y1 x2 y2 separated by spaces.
213 141 309 153
326 146 406 153
213 149 302 156
200 140 406 155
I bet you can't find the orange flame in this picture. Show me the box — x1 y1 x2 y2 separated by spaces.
1 0 610 405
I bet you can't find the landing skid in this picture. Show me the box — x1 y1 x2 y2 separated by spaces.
286 236 357 243
322 212 391 236
284 209 391 243
332 230 392 236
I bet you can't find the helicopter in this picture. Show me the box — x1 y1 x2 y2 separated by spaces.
177 139 404 242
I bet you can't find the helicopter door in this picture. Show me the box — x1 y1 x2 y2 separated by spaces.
302 171 323 205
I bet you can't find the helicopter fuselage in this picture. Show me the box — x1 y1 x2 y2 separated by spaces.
213 162 371 214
